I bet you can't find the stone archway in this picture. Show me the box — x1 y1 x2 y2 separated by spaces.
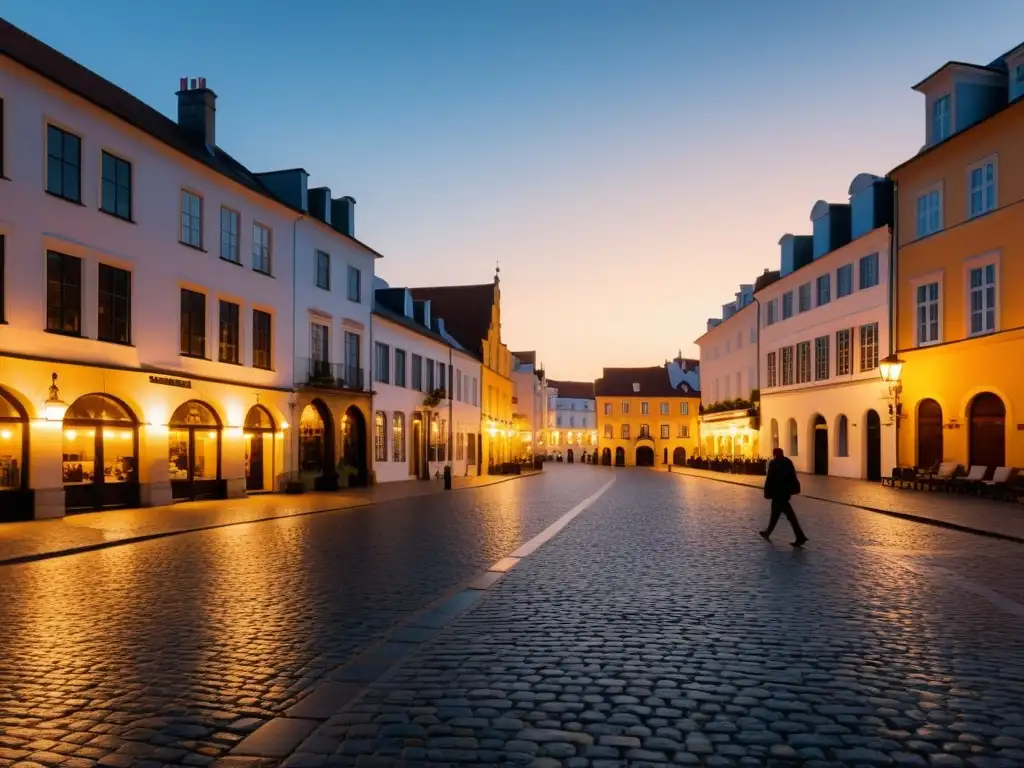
342 405 368 487
812 414 828 476
635 446 655 467
299 399 336 490
673 447 686 466
601 447 612 466
614 447 625 467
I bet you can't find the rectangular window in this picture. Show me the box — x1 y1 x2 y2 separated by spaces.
766 351 777 388
798 283 811 313
426 358 435 391
310 323 329 379
347 265 361 302
814 335 829 381
604 424 613 438
218 300 240 364
0 234 4 323
46 124 81 203
639 425 650 438
660 402 669 415
253 223 272 274
456 369 463 401
816 274 830 306
916 190 941 237
393 415 405 463
394 349 407 387
932 95 950 143
467 432 476 464
604 402 612 415
836 328 852 376
660 424 670 439
916 282 940 345
681 402 689 416
621 424 630 439
859 253 879 289
641 401 649 415
97 264 131 344
679 425 690 438
859 322 879 371
375 342 390 384
969 264 997 336
315 250 330 290
795 341 811 384
438 362 447 395
621 402 629 414
180 289 206 357
766 299 778 326
220 207 240 263
344 331 360 384
781 346 794 386
181 190 203 248
782 291 793 320
253 309 272 369
412 354 423 390
969 161 997 217
46 251 82 335
837 264 854 297
100 151 132 220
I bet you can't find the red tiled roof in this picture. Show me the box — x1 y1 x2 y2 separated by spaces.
409 283 495 359
547 380 594 400
595 366 692 397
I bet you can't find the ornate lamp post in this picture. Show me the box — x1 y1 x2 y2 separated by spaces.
879 354 905 468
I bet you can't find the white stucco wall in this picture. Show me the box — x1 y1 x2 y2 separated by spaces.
695 303 759 407
757 226 895 479
370 314 481 483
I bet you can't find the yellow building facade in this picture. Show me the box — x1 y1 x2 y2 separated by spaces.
891 46 1024 470
595 365 701 467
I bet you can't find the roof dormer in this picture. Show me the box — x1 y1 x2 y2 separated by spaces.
810 201 852 258
848 173 893 239
778 233 813 277
1002 43 1024 102
912 61 1006 148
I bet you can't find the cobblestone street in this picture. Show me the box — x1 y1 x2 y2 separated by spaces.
293 467 1024 767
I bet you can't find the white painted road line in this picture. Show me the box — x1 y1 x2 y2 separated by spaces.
508 478 616 559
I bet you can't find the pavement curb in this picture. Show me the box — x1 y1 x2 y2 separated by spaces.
672 469 1024 545
0 470 545 568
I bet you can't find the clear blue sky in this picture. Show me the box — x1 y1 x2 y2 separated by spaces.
8 1 1024 379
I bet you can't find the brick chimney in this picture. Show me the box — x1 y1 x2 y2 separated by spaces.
176 77 217 155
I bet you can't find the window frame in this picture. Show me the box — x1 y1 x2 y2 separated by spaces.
220 206 240 264
375 341 391 384
347 265 361 303
374 411 388 463
964 252 1000 337
100 150 132 221
660 424 670 439
836 328 852 376
680 402 689 416
859 322 879 372
795 341 811 384
218 299 241 364
932 94 951 144
816 274 830 306
252 309 273 370
765 298 778 326
46 250 82 336
394 348 407 388
781 292 794 320
912 271 943 347
781 346 794 386
814 335 829 381
836 264 853 298
97 263 132 345
915 182 943 239
766 351 777 388
392 412 405 463
180 189 203 249
315 249 331 290
798 282 811 313
46 123 82 203
411 354 423 391
966 154 998 219
179 288 207 358
858 252 879 290
252 222 272 275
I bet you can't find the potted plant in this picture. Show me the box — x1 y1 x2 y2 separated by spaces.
337 462 359 488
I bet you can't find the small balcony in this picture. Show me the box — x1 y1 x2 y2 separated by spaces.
297 358 365 391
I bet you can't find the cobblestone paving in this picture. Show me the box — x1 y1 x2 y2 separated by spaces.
303 469 1024 767
0 468 603 768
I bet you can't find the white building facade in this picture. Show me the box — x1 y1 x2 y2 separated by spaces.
511 351 546 457
694 286 764 458
758 174 896 480
543 381 597 461
371 286 481 482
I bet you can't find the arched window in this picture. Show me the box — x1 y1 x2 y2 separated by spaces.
788 418 799 457
374 411 388 462
168 400 223 500
0 388 27 492
835 415 849 457
63 394 139 511
392 413 405 463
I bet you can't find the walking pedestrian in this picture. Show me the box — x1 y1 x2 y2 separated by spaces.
760 447 808 547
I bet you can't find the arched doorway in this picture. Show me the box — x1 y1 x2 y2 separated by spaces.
865 409 881 481
168 400 223 501
567 448 574 463
770 419 779 451
663 447 668 464
63 394 140 511
835 415 849 457
813 415 828 476
788 418 799 457
636 446 655 467
917 399 943 469
0 387 31 521
244 405 275 492
342 406 368 487
673 446 686 466
299 400 335 490
969 392 1006 468
614 446 625 467
601 447 611 466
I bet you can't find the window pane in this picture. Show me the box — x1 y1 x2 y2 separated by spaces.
62 166 79 200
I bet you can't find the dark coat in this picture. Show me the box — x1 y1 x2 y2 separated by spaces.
764 456 801 500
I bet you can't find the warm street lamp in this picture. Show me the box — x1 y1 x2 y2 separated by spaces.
879 353 905 418
44 372 68 421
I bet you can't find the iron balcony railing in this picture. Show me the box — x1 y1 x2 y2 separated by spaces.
297 358 365 390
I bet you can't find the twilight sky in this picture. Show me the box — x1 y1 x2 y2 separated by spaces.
8 1 1024 380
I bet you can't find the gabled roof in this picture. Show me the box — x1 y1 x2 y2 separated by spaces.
595 366 698 398
408 283 495 358
372 300 453 350
547 380 594 400
0 19 385 259
513 351 536 365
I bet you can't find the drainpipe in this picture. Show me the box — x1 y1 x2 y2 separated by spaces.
753 296 762 458
448 345 454 476
890 183 900 470
289 214 303 482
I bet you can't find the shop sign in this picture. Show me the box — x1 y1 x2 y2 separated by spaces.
149 375 192 389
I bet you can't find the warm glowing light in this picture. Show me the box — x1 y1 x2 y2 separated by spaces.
64 429 77 441
226 427 244 438
879 354 905 384
226 405 244 428
0 430 11 440
119 429 133 440
207 431 218 439
280 421 289 430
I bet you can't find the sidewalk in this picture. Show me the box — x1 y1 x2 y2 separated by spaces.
671 466 1024 542
0 470 539 565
